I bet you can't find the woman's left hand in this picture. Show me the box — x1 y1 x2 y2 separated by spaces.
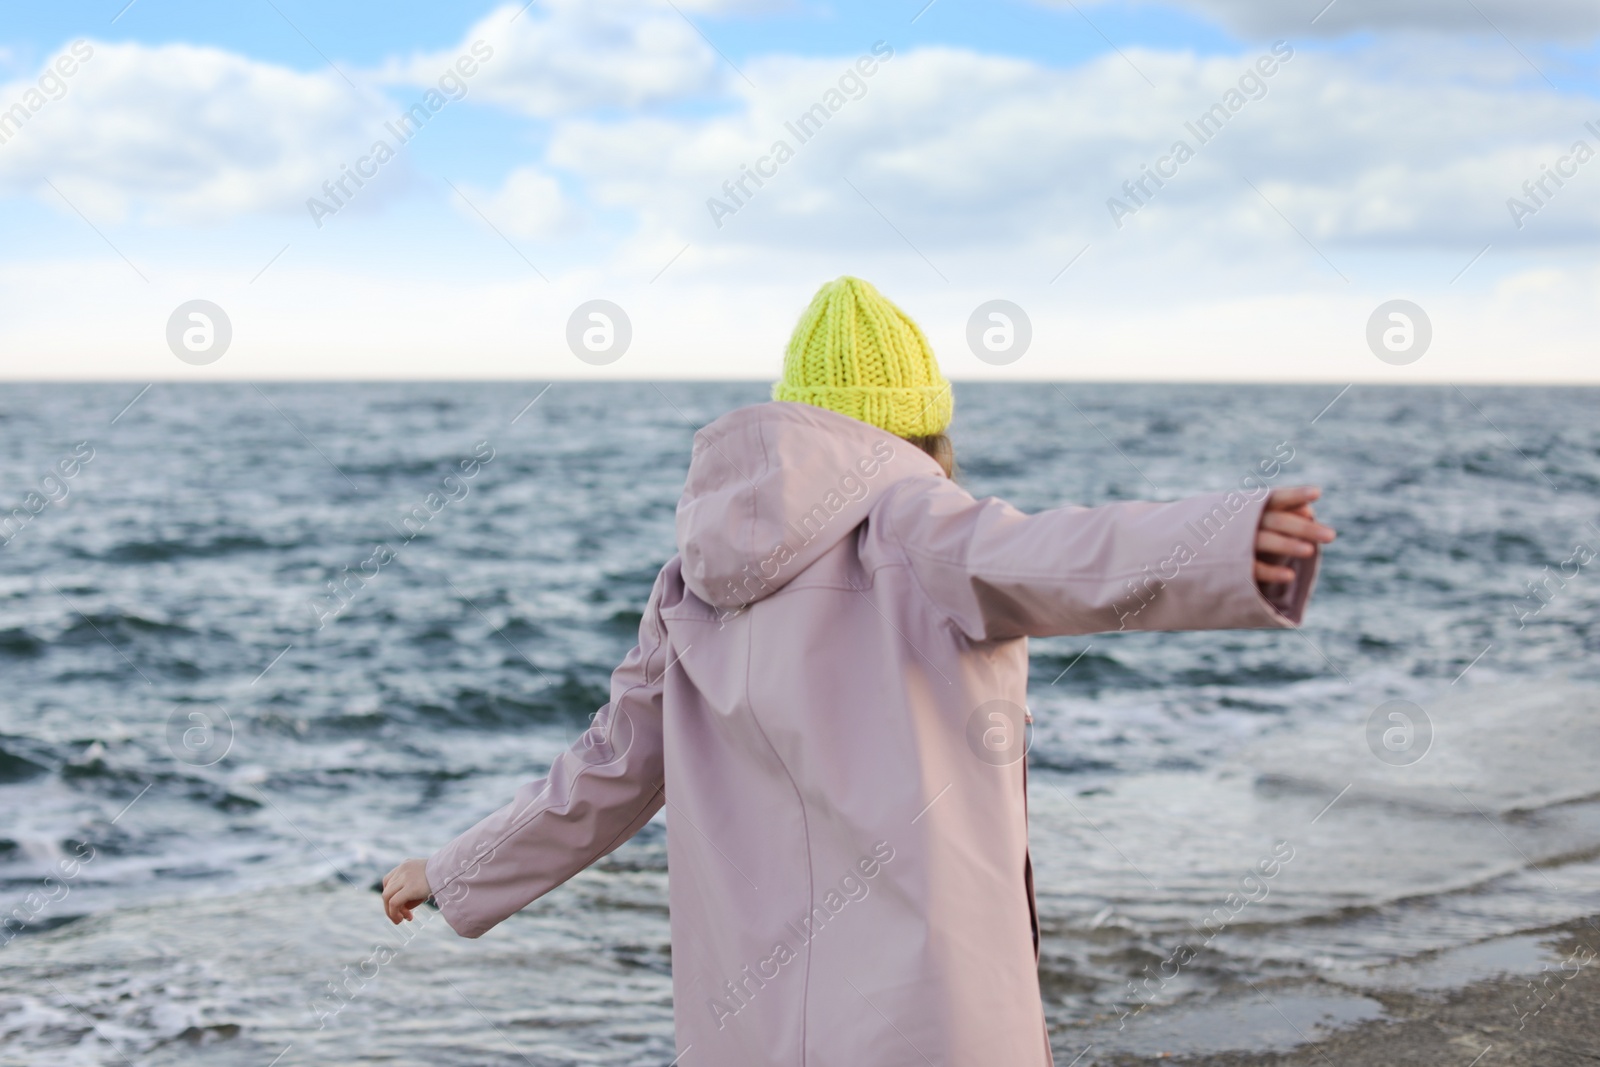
381 858 432 924
1255 486 1336 585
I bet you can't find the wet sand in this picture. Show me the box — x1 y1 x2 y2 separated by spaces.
1101 917 1600 1067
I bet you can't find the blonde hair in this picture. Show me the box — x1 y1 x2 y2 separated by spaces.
904 433 956 479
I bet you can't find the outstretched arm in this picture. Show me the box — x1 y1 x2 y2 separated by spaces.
383 567 673 936
880 476 1334 642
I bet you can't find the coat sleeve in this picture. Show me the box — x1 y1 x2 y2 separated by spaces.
423 570 670 938
878 475 1318 642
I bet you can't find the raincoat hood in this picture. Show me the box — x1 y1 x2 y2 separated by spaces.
675 401 944 611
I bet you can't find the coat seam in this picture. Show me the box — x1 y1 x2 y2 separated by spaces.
877 483 961 629
887 481 1251 583
745 413 814 1067
899 538 1243 583
750 559 910 596
743 622 814 1067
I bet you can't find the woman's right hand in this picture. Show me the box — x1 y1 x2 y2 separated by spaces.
1254 486 1336 585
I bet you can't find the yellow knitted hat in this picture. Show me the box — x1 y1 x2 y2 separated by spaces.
772 276 953 438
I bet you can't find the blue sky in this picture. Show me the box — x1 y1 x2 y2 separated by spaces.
2 0 1597 381
3 2 1240 71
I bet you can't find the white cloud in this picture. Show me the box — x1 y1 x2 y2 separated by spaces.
0 39 387 223
0 13 1596 382
13 20 1590 259
0 0 764 226
380 0 726 119
533 39 1600 267
1064 0 1600 40
455 165 581 238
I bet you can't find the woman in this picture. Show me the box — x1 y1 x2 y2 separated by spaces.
382 276 1334 1065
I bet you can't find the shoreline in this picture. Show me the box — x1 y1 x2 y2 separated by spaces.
1089 916 1600 1066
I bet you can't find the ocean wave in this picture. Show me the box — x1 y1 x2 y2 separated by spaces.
0 382 1595 1050
75 533 290 564
0 627 46 657
56 611 195 643
0 744 49 782
411 679 611 729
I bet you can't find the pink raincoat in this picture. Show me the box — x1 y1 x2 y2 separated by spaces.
425 401 1318 1066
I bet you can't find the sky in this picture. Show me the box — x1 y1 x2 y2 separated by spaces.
1 0 1597 382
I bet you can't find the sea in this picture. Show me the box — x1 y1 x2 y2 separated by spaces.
1 382 1597 1065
